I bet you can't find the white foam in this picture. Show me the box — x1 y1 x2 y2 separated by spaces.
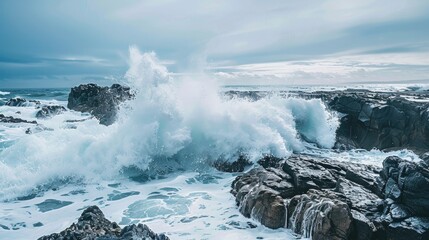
0 172 296 240
303 147 421 167
0 47 339 200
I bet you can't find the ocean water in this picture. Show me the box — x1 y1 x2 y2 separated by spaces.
0 47 422 240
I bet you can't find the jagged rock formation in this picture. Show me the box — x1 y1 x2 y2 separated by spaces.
0 114 37 124
38 206 169 240
231 155 429 240
213 155 252 172
5 97 68 119
5 97 40 107
329 94 429 152
36 105 67 119
67 84 133 125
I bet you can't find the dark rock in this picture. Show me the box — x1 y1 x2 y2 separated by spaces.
377 156 429 216
67 84 133 125
65 118 93 123
335 178 380 216
213 155 252 172
120 224 169 240
329 94 429 151
288 189 353 240
390 204 412 221
345 164 379 193
247 186 286 229
384 178 401 201
5 98 40 107
38 205 169 240
0 114 37 124
420 152 429 168
231 167 292 229
387 217 429 240
282 155 338 192
25 125 53 134
232 167 294 202
36 105 67 119
257 155 283 168
232 154 429 240
224 90 264 101
350 210 376 240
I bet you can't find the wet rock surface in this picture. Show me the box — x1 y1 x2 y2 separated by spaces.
213 155 252 172
0 113 37 124
329 94 429 152
4 96 69 121
288 189 353 240
38 205 169 240
377 156 429 216
36 105 67 119
5 97 41 107
67 83 133 125
231 155 429 240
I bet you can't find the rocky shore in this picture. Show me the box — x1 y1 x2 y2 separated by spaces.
3 84 429 239
0 113 37 124
227 89 429 153
38 206 169 240
4 84 429 151
231 154 429 240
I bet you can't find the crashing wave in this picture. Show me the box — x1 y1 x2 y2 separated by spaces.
0 46 339 200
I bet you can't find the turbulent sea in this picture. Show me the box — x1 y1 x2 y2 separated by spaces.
0 48 424 239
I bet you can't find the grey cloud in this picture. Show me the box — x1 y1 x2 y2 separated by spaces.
0 0 429 87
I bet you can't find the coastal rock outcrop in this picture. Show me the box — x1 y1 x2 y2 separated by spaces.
231 155 429 240
288 189 353 240
0 113 37 124
213 155 252 172
38 205 169 240
329 94 429 151
377 156 429 216
5 97 40 107
67 83 133 125
225 89 429 152
36 105 67 119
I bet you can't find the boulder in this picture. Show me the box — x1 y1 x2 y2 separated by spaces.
213 155 252 172
5 98 40 107
288 189 353 240
120 224 169 240
377 156 429 216
67 84 133 125
38 205 169 240
36 105 67 119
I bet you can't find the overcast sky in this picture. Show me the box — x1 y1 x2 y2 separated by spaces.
1 0 429 88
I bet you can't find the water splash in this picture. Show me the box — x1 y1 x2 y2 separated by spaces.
0 46 339 200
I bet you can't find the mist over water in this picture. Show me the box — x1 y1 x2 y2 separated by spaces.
0 46 339 200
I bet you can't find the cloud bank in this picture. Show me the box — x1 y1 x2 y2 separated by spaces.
0 0 428 87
